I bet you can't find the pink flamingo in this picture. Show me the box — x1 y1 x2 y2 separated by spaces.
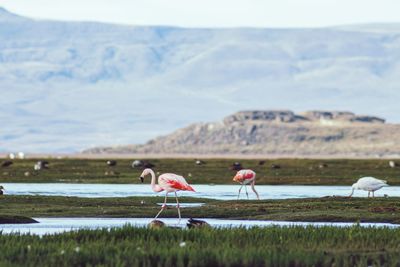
233 169 260 200
139 168 195 222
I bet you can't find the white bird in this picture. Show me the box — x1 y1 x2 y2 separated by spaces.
349 177 389 198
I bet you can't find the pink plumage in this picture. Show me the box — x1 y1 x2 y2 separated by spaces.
139 168 196 222
233 169 256 183
232 169 260 200
159 173 196 192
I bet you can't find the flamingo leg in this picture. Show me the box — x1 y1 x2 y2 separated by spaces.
245 184 249 199
372 191 375 198
174 191 181 223
251 180 260 200
237 184 244 200
368 191 370 198
155 192 168 219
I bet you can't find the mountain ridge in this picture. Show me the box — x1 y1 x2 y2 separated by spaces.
1 7 400 153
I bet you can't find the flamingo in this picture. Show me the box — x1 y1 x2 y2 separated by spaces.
233 169 260 200
349 177 389 198
139 168 195 222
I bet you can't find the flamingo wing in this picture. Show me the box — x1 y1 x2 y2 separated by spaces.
234 170 256 183
159 173 195 191
239 170 256 180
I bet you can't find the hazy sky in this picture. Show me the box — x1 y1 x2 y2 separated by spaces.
1 0 399 28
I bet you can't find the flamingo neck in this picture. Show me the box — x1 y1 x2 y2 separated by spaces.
148 169 163 193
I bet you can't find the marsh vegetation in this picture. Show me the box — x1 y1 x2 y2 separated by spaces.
1 225 400 266
1 158 399 185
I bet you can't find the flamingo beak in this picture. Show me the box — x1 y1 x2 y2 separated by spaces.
140 176 144 183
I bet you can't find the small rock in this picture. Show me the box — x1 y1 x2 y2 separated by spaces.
1 161 13 168
187 218 210 229
148 220 165 229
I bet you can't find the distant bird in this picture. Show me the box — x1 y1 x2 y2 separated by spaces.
195 159 205 165
389 161 397 168
1 160 13 168
17 152 25 159
132 160 143 168
271 164 281 169
106 160 117 167
258 160 266 166
230 162 243 171
139 168 195 222
34 160 49 170
148 219 165 229
143 161 155 169
187 218 210 229
8 153 15 160
0 185 4 195
132 160 155 169
233 169 260 200
319 163 328 169
349 177 389 198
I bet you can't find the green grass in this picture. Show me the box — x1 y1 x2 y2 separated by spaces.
1 196 400 223
0 225 400 266
1 158 400 185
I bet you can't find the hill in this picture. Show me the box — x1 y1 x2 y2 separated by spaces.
83 110 400 157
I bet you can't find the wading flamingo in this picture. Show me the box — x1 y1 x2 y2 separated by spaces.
139 168 195 222
349 177 389 198
233 169 260 200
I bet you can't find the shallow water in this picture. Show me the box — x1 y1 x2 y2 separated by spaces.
1 183 396 200
0 218 399 235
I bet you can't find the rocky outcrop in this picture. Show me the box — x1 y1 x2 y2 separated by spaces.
224 110 385 124
0 215 38 224
83 110 399 157
223 110 304 124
